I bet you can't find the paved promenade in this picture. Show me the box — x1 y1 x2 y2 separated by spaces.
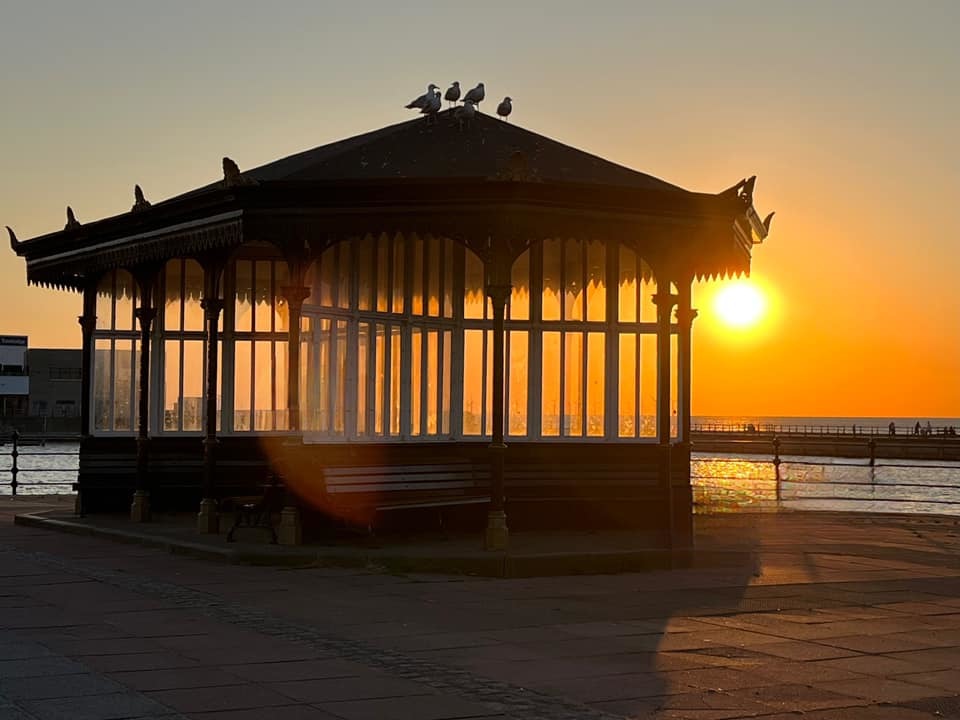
2 498 960 719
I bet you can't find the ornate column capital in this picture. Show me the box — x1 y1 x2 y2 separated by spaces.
280 285 311 313
78 315 97 335
676 307 699 327
651 292 679 310
484 283 512 310
200 297 224 318
133 307 157 330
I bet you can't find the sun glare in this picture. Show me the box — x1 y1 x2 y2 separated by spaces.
713 280 766 329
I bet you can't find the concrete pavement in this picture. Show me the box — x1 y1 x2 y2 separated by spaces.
1 497 960 719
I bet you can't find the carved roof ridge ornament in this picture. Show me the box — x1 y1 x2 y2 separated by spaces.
132 184 151 212
65 206 80 230
493 149 540 182
6 225 22 253
721 175 756 206
222 157 257 188
763 211 775 234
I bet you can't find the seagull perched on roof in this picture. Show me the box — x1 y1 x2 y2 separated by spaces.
463 83 485 110
405 83 440 110
444 82 460 108
454 98 476 129
421 87 441 123
497 96 513 121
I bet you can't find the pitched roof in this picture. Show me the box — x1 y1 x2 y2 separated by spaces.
231 109 686 191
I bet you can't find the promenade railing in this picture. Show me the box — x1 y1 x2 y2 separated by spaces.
692 422 957 438
0 431 79 496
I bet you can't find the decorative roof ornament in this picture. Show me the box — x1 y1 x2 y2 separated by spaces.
721 175 757 206
444 82 461 108
405 84 440 112
496 97 513 122
222 157 256 188
463 83 485 111
763 211 775 234
6 226 21 253
132 184 151 212
65 206 80 230
494 150 539 182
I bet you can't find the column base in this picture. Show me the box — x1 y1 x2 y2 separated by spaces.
278 506 302 546
197 498 219 534
130 490 150 523
484 510 509 551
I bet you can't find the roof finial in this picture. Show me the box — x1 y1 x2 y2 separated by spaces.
762 211 775 233
6 226 22 252
65 206 80 230
132 184 151 212
222 157 255 187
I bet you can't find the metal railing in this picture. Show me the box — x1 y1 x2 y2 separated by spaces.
692 422 958 438
691 443 960 515
1 431 78 496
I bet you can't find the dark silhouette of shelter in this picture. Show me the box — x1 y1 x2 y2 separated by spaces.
9 109 771 548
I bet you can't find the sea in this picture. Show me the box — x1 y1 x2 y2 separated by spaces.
3 418 960 516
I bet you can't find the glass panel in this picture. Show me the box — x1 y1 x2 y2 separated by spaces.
640 333 657 437
114 271 135 332
563 332 583 436
274 341 288 431
671 333 679 438
587 332 604 436
463 329 484 435
640 261 657 322
541 331 560 436
542 239 561 321
96 275 113 331
484 331 493 436
426 330 438 434
586 240 605 322
254 261 272 332
183 260 204 331
508 331 528 436
357 323 369 435
618 245 637 323
377 234 390 313
464 249 485 320
337 243 352 310
274 262 289 332
182 340 203 431
299 319 311 431
234 260 253 332
392 234 404 314
320 252 335 307
164 262 182 332
113 339 134 430
410 328 422 435
164 340 180 431
564 238 583 321
390 326 401 435
427 237 441 317
357 234 373 312
334 320 347 432
510 249 530 320
233 341 251 431
443 238 454 318
441 329 451 434
411 234 424 316
93 339 111 430
375 324 386 434
253 340 272 430
618 334 636 438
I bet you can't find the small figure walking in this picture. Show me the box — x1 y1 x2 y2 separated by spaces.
914 421 921 436
888 421 896 436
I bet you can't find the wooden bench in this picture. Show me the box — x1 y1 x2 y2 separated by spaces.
320 462 490 527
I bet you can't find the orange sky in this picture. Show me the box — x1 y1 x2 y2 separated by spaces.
1 2 957 418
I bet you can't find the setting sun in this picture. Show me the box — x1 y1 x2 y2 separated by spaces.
713 280 766 329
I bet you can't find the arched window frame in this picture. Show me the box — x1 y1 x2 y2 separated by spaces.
91 269 138 435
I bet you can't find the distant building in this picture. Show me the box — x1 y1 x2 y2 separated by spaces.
0 336 82 421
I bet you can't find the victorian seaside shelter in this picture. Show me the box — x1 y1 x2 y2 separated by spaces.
9 110 771 548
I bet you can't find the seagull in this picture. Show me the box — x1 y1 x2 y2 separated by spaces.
405 83 440 111
421 88 441 122
444 82 461 107
463 82 485 110
497 96 513 121
454 99 476 129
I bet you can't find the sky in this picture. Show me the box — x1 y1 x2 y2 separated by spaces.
1 0 957 419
